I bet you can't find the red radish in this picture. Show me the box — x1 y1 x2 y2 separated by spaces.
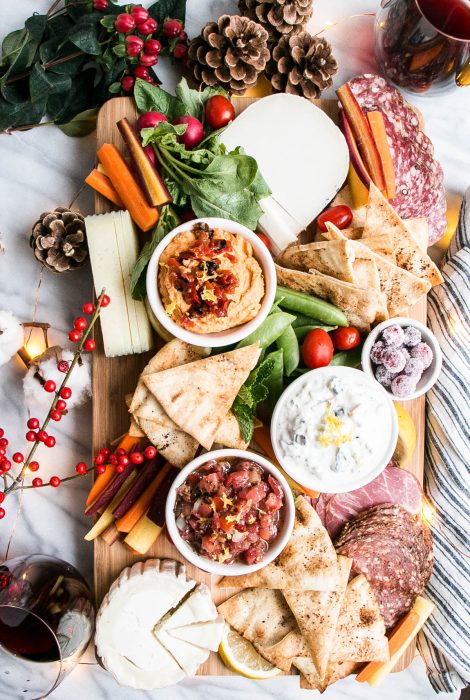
173 115 204 150
144 145 156 166
137 111 168 130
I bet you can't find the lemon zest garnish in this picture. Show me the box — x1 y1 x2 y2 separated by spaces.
218 547 232 563
201 287 217 303
164 300 177 317
317 402 353 448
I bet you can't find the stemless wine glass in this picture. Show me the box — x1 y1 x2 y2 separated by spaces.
0 555 94 699
375 0 470 95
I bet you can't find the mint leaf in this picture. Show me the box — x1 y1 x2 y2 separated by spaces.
232 354 278 442
232 397 255 444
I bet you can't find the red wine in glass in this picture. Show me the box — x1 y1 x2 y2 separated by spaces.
375 0 470 94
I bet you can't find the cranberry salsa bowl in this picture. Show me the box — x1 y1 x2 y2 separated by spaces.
165 449 295 576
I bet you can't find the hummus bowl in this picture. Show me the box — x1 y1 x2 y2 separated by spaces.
146 217 276 348
271 366 398 494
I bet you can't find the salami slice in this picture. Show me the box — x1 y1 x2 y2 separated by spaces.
325 463 422 539
348 74 447 244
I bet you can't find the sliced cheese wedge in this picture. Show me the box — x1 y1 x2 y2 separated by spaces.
156 627 210 677
169 614 225 652
162 583 217 630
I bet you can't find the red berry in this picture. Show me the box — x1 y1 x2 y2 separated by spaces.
116 464 125 473
28 461 39 472
101 294 111 307
95 453 105 466
32 478 43 487
69 329 82 342
115 448 126 456
93 0 108 10
0 438 8 448
173 43 187 60
163 19 183 38
27 418 39 430
1 461 11 472
84 339 96 352
136 18 157 34
109 454 118 465
130 451 144 465
143 39 162 55
0 508 5 519
56 400 67 411
45 436 56 448
121 75 135 92
37 430 48 442
26 431 37 442
144 446 157 459
75 462 87 475
100 448 111 458
0 429 3 438
140 54 157 67
0 492 4 503
0 449 5 458
179 31 188 41
126 35 144 48
133 66 150 80
60 387 72 400
73 316 87 331
118 455 129 467
126 42 142 57
50 411 61 422
13 453 24 463
83 302 95 315
44 380 56 393
96 465 106 474
50 476 61 488
114 13 136 33
131 5 149 22
57 360 69 373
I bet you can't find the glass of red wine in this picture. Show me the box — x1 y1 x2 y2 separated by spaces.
375 0 470 94
0 555 94 699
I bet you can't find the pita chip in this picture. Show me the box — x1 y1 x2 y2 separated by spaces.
330 575 389 664
360 233 396 262
283 556 352 679
277 240 356 283
136 417 198 468
404 216 429 252
363 184 442 286
143 344 261 450
297 659 359 691
213 411 249 450
219 496 339 590
217 589 297 671
128 416 145 438
275 263 377 332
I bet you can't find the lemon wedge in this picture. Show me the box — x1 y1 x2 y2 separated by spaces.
393 403 416 467
219 625 282 679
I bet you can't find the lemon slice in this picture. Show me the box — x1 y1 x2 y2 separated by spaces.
393 403 416 467
219 625 282 679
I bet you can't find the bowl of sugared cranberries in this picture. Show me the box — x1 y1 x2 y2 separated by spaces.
362 318 442 401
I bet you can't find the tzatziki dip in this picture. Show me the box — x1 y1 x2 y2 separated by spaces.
271 367 398 493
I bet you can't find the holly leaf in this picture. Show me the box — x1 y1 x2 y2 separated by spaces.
58 107 98 136
148 0 187 24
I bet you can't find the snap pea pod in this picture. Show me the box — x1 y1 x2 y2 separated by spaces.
275 286 348 327
329 345 363 368
292 313 326 328
259 349 284 420
275 324 299 376
236 311 296 349
294 325 337 342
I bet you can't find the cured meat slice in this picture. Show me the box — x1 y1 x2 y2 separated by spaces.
324 463 422 539
348 74 447 244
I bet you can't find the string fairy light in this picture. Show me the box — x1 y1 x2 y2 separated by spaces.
313 12 376 37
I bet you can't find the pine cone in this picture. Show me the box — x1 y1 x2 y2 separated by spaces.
239 0 313 43
188 15 270 95
267 32 337 100
30 207 88 273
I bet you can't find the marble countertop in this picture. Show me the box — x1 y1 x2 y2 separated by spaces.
1 0 469 698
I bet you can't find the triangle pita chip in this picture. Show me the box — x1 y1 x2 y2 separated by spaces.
359 234 396 262
297 659 359 691
217 589 297 672
275 263 377 332
404 216 429 252
330 575 389 664
283 556 352 679
364 184 442 286
219 496 340 590
128 416 145 438
277 240 356 283
136 416 198 468
213 410 249 450
143 344 261 450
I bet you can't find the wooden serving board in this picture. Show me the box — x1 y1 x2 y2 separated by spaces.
92 95 426 676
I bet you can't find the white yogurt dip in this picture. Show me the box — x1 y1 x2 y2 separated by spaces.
271 367 398 493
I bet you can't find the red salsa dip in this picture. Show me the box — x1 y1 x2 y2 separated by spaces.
174 457 285 565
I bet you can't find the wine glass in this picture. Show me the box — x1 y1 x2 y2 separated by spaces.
0 554 94 699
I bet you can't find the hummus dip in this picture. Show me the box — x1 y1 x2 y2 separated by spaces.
158 222 265 334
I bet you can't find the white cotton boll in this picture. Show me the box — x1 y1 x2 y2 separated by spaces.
0 310 24 367
23 347 92 411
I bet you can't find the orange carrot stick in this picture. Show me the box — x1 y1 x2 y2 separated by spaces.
115 463 171 533
366 111 396 200
85 169 124 208
85 434 144 507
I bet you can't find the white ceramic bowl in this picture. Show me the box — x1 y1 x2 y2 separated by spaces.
361 317 442 401
270 366 398 494
146 217 276 348
165 449 295 576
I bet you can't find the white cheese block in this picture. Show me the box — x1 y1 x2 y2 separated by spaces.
169 614 225 652
85 210 153 357
221 94 349 250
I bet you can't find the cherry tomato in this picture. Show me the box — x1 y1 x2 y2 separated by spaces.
317 205 353 232
301 329 334 369
205 95 235 129
329 326 361 351
256 233 271 250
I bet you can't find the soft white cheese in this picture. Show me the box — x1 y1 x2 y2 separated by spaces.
169 614 226 652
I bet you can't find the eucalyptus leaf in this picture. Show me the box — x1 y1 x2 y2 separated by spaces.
58 107 98 136
68 14 102 55
1 29 28 66
148 0 187 24
0 95 47 132
30 63 72 103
